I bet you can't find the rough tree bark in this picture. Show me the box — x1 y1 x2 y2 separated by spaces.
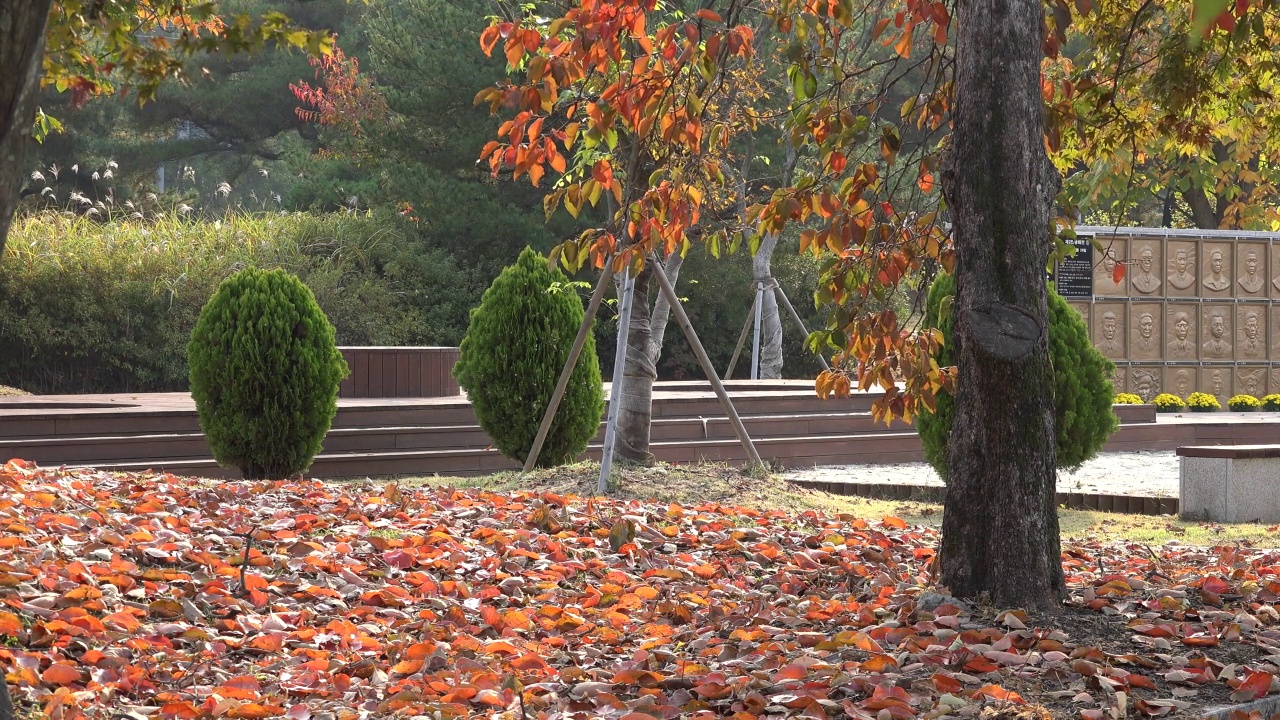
0 0 53 256
645 253 684 365
613 264 658 465
751 233 784 379
939 0 1064 609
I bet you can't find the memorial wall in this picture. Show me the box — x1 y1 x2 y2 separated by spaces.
1055 227 1280 405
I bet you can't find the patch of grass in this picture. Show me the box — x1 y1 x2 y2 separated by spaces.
394 461 1280 547
0 386 29 396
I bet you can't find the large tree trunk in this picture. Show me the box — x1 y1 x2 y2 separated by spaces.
752 233 783 379
0 0 52 255
939 0 1064 609
613 264 657 465
646 253 684 365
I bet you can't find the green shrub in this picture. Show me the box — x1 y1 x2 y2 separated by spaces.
1152 393 1186 413
1228 394 1261 412
1263 394 1280 411
454 247 605 467
1113 393 1144 405
189 267 349 479
0 211 453 393
1186 392 1221 412
917 272 1117 479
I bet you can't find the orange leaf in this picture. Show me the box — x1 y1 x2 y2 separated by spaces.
893 25 915 58
972 684 1025 703
1112 259 1126 284
41 664 81 686
0 612 23 636
480 26 501 56
392 659 424 675
695 9 723 22
882 516 908 529
227 704 282 719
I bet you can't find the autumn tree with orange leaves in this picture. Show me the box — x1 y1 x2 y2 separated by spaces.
475 0 1269 606
476 0 765 465
0 1 333 257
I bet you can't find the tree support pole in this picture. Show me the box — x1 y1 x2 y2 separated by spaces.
772 282 830 371
725 292 758 379
750 282 764 380
650 255 764 469
598 270 635 492
523 261 613 473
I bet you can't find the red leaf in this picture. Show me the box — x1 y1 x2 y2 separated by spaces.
1235 670 1272 701
41 664 81 686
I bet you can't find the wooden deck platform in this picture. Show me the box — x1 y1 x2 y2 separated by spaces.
0 382 1274 483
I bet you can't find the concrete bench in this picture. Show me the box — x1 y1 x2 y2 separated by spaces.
1178 445 1280 522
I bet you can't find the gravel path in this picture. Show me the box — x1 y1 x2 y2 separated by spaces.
782 450 1180 497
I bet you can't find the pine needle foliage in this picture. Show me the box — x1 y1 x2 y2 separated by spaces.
188 267 348 479
454 247 604 468
917 272 1118 481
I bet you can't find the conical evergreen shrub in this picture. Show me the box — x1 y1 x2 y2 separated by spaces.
917 271 1117 480
188 267 348 479
454 247 604 467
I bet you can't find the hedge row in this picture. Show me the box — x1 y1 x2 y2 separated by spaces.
0 211 467 393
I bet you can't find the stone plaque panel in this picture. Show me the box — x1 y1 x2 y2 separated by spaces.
1237 365 1268 399
1129 366 1161 401
1166 303 1199 361
1271 304 1280 361
1201 304 1234 360
1129 302 1162 361
1237 243 1268 298
1093 302 1126 359
1272 242 1280 298
1094 238 1128 297
1067 302 1090 327
1167 240 1198 297
1272 366 1280 395
1129 240 1163 296
1237 304 1267 361
1199 365 1233 407
1164 366 1196 400
1109 363 1127 394
1202 242 1233 298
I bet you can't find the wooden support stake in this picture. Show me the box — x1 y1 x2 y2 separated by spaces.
523 262 613 473
598 270 635 492
650 255 763 469
750 282 764 380
772 282 830 371
725 292 758 379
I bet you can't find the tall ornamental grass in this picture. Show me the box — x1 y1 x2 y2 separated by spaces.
0 211 429 393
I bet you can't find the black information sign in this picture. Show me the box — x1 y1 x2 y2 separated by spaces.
1052 236 1094 299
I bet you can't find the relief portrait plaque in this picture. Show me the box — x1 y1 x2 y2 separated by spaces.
1202 242 1233 298
1272 242 1280 298
1236 305 1267 361
1237 243 1267 298
1271 304 1280 360
1129 241 1163 295
1067 302 1091 328
1129 303 1162 361
1271 366 1280 396
1164 366 1196 400
1199 366 1233 408
1201 305 1234 360
1093 302 1126 359
1109 364 1127 394
1237 366 1267 399
1094 239 1128 296
1165 303 1199 361
1130 366 1161 402
1166 240 1198 297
